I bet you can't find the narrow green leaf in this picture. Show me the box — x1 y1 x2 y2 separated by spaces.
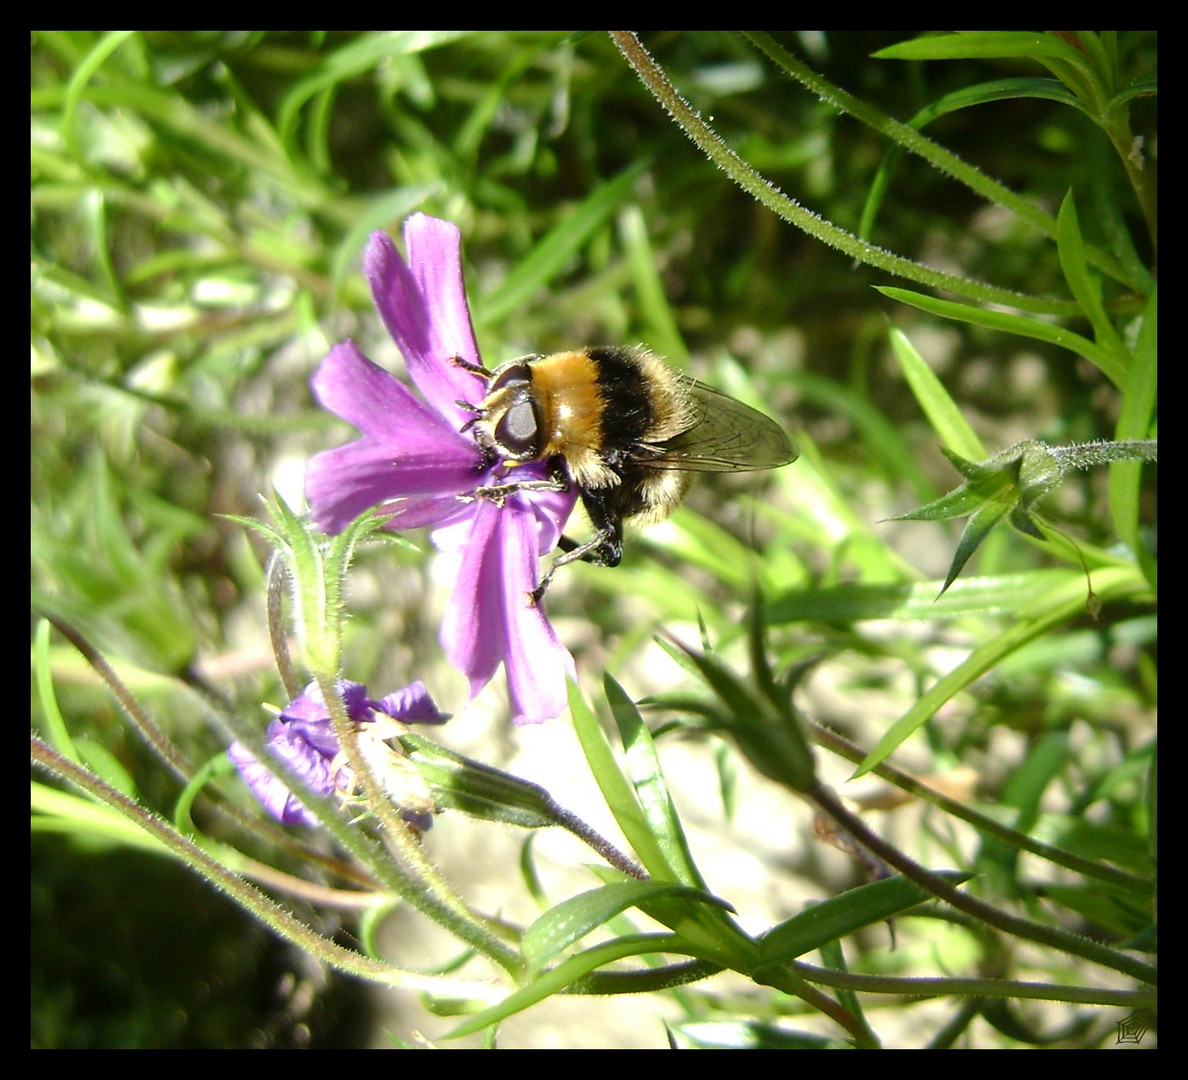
660 507 765 591
942 499 1014 593
34 619 81 766
1055 192 1126 360
278 32 470 154
759 872 969 966
859 76 1090 250
910 76 1086 116
768 570 1094 624
619 203 689 366
402 735 558 828
739 31 1119 298
889 483 986 522
1110 72 1158 108
522 881 731 967
874 32 1090 74
61 30 137 165
1030 814 1155 876
446 932 689 1038
31 781 172 856
887 328 985 460
475 160 649 328
680 646 816 794
567 680 678 881
605 675 707 889
856 566 1147 774
816 938 862 1027
1110 285 1157 566
877 286 1126 388
1038 883 1151 938
790 372 933 497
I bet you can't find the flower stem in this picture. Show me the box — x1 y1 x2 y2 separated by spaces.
315 673 525 974
609 31 1080 317
807 778 1156 986
742 31 1136 289
31 735 503 999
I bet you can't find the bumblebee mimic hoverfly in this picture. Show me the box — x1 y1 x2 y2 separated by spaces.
457 345 797 600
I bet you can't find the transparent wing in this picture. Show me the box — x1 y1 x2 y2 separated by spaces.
639 376 798 472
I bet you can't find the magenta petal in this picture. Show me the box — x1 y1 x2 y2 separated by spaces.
433 459 576 555
522 483 580 556
228 742 318 827
377 680 451 725
307 438 483 535
305 215 580 726
230 678 452 826
497 504 576 725
364 222 485 424
227 712 340 829
441 501 505 697
311 342 453 439
404 214 483 373
306 342 484 534
440 499 574 725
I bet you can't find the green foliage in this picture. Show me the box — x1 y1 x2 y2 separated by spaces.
33 31 1155 1049
892 438 1157 595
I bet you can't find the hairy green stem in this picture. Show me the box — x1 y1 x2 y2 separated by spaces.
314 673 525 975
808 779 1156 986
610 31 1080 317
742 31 1136 289
31 735 504 999
791 960 1156 1009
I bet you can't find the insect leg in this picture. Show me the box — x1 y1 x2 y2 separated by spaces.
466 477 569 506
531 486 623 603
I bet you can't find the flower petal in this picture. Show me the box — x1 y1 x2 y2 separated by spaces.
304 215 582 727
229 741 319 826
441 501 505 698
267 717 339 792
307 439 483 535
365 221 485 424
497 502 576 725
228 727 332 828
525 482 580 555
428 461 578 557
307 342 485 534
311 341 464 443
440 498 574 725
377 680 451 725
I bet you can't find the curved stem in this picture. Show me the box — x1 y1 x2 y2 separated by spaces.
742 31 1137 289
31 735 504 999
792 960 1156 1009
39 612 193 783
807 779 1156 986
610 31 1081 317
315 673 525 975
809 720 1151 896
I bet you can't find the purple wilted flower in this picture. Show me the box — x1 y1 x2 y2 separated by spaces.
305 215 578 725
228 679 448 827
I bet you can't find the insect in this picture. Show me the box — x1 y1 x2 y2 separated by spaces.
455 345 798 601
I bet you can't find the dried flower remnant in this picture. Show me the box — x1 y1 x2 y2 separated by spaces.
229 680 448 827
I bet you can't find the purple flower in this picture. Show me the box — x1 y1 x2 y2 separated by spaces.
305 215 578 725
229 679 448 827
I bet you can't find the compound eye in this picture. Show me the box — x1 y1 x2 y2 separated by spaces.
495 399 540 458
